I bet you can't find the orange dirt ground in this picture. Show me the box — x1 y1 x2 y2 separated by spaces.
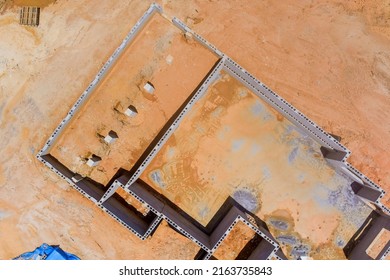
50 12 217 186
141 72 373 259
0 0 389 259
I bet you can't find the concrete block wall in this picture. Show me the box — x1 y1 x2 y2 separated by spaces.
121 179 278 259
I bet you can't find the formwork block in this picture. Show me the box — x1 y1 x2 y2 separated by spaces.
104 130 119 144
86 154 102 167
184 32 194 43
351 182 382 203
320 146 347 162
143 82 155 94
124 105 138 117
71 174 83 183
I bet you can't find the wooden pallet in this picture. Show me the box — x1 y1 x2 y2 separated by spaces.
19 6 40 26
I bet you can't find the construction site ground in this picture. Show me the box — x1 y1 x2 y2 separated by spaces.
0 0 390 259
50 12 218 186
141 72 373 259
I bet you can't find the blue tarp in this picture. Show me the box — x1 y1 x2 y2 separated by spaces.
13 243 80 260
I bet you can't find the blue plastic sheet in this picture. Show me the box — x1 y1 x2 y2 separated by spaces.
13 243 80 260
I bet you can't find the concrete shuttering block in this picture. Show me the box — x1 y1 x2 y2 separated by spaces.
124 105 138 117
71 174 83 183
143 82 155 94
86 154 102 167
351 182 382 203
184 32 194 44
104 130 119 144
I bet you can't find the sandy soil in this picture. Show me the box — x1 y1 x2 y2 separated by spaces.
141 72 372 259
50 12 217 186
180 0 390 206
0 0 389 259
